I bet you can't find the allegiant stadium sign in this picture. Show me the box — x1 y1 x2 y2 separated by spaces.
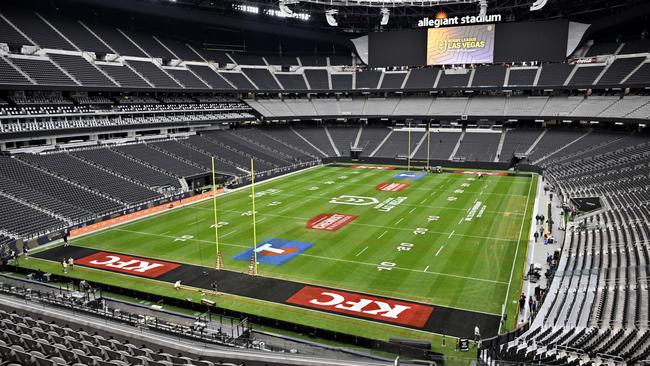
417 14 502 28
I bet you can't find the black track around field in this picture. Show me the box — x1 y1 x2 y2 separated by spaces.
33 245 501 339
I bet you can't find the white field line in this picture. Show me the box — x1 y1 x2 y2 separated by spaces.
207 209 519 244
395 218 404 225
435 246 444 256
420 198 427 204
113 228 508 285
277 206 293 213
448 230 455 239
408 208 416 214
498 175 534 333
355 246 369 257
189 218 206 225
236 190 525 216
458 217 464 225
221 230 237 238
292 177 530 197
424 265 430 272
377 230 388 239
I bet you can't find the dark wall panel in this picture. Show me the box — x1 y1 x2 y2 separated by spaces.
494 20 569 62
368 29 427 67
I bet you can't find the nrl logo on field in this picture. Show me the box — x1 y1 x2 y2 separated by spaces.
330 195 379 206
329 195 407 212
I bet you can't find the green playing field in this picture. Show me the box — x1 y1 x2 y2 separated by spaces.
25 164 537 346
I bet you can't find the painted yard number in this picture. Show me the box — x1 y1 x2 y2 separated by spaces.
267 201 282 207
427 215 440 222
175 235 194 242
377 262 396 271
413 227 428 235
210 221 229 228
397 243 414 252
241 210 257 216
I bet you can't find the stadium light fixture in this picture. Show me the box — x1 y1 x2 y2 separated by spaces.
233 4 259 14
530 0 548 11
325 9 339 27
478 0 487 17
279 0 302 16
380 8 390 26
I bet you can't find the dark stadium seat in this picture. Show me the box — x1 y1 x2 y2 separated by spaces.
275 73 308 91
403 68 438 89
304 69 329 90
48 53 117 87
218 71 256 90
9 57 77 86
3 10 76 50
186 65 234 89
125 60 182 89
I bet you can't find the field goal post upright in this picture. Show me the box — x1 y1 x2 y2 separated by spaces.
426 121 431 171
248 158 259 276
407 121 411 172
211 157 224 270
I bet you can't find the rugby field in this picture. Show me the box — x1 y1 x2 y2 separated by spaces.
27 164 537 341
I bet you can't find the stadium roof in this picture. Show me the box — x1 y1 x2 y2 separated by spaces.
176 0 650 31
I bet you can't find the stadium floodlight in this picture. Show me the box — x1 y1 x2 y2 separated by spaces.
529 0 548 11
279 0 300 16
380 8 390 26
478 0 487 17
325 9 339 27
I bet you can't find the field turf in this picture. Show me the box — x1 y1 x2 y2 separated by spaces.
25 164 537 345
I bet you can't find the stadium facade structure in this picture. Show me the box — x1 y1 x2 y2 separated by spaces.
0 4 648 366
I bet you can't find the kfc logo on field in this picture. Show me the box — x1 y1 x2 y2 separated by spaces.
376 182 411 192
306 213 357 232
76 252 180 278
287 286 433 328
351 165 396 170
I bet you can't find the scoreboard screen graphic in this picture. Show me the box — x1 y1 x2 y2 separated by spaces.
426 24 495 65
